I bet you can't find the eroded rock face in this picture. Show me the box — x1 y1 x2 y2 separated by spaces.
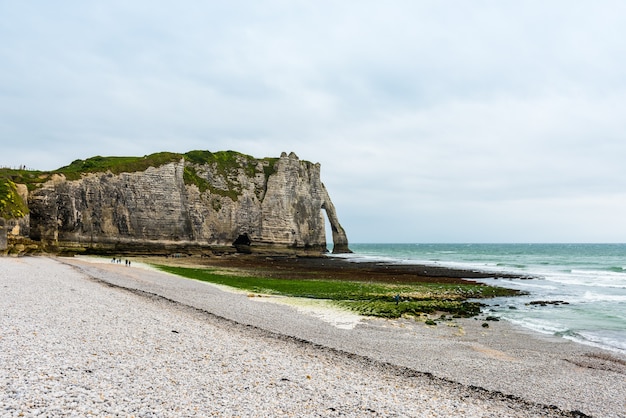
0 217 7 251
27 152 350 254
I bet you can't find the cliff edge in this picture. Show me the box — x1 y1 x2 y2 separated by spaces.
1 151 350 255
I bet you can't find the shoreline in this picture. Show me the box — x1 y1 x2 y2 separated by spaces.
136 252 534 282
4 255 626 416
82 253 626 352
80 253 624 355
170 253 626 355
67 256 626 415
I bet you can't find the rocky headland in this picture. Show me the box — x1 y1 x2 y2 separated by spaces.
0 150 350 256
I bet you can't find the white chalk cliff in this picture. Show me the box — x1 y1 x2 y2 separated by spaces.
25 151 350 254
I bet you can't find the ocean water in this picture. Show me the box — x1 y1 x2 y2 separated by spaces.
334 243 626 354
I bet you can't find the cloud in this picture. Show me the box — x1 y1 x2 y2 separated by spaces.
1 1 625 242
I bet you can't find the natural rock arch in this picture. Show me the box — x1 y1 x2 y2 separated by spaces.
18 150 350 255
320 186 350 254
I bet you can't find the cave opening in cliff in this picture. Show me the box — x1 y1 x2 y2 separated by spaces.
233 233 252 253
233 233 251 246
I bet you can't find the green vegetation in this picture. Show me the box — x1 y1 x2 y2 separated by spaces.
183 166 211 193
0 178 29 219
185 150 255 177
154 265 517 319
53 150 277 185
211 197 222 212
55 149 280 201
182 150 278 201
56 152 182 180
0 168 49 192
262 158 279 182
184 150 276 180
0 150 282 210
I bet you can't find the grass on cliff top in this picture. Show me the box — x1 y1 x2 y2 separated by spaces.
1 150 280 197
154 264 517 318
57 150 278 178
55 152 183 180
0 149 283 220
55 150 280 191
0 168 49 192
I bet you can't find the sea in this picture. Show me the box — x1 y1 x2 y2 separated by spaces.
333 243 626 354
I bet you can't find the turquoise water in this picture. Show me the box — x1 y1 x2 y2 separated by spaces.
335 243 626 354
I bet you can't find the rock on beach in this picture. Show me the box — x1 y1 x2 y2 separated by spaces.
1 256 625 417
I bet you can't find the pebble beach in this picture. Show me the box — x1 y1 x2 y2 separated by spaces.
2 256 625 417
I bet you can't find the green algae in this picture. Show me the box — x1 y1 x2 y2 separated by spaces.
153 264 517 319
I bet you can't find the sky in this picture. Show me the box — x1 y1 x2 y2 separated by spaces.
1 1 626 243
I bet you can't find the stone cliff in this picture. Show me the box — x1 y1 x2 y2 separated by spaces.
4 151 350 255
0 218 6 251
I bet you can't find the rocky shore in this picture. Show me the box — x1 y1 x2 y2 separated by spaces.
2 256 625 417
161 253 535 282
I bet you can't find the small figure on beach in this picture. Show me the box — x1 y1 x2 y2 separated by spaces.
394 294 400 305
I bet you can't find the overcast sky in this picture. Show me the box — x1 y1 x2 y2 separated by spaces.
2 1 625 243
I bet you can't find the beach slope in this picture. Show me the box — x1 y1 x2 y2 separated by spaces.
2 257 624 417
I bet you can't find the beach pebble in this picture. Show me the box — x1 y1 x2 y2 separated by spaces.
1 257 622 417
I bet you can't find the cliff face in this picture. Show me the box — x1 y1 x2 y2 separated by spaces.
0 218 6 251
25 151 350 254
